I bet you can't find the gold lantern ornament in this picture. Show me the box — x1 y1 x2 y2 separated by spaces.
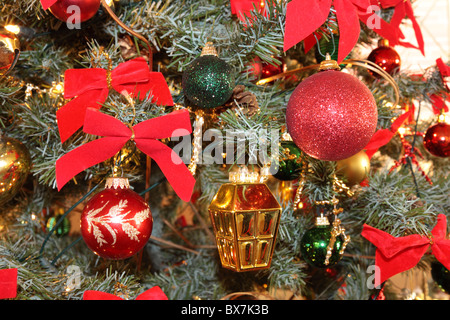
208 166 282 272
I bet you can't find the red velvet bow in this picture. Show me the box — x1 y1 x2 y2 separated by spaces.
40 0 58 10
362 214 450 287
0 268 17 299
83 286 168 300
57 57 174 143
230 0 267 21
371 0 425 55
363 110 412 159
284 0 401 63
55 108 195 202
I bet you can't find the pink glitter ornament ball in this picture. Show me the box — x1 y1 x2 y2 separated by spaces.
286 69 378 161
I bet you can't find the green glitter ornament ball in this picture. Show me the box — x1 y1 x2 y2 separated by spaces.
182 44 234 109
300 219 344 268
273 140 305 181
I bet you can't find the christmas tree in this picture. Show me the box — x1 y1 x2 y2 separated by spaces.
0 0 449 307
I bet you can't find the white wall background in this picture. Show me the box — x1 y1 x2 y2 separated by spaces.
396 0 450 72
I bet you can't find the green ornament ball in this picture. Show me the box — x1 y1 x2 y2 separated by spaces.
300 222 344 268
272 141 305 181
182 54 234 109
431 261 450 294
46 214 71 237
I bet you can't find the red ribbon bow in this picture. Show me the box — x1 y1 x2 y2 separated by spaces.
57 57 174 143
0 268 17 299
55 108 195 202
362 214 450 287
363 110 412 159
83 286 168 300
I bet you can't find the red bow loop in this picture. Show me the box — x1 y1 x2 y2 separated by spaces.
56 108 195 202
83 286 168 300
56 57 174 143
362 214 450 287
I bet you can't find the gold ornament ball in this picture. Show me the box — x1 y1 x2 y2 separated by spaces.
335 150 370 186
0 136 31 205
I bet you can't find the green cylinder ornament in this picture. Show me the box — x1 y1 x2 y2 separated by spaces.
273 140 305 181
300 215 344 268
182 42 234 109
46 212 71 237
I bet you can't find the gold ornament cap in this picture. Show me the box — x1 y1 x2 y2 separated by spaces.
201 42 218 57
315 214 330 226
105 177 130 189
318 53 340 71
378 38 390 47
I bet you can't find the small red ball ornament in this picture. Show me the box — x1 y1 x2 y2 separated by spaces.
286 58 378 161
248 56 286 80
80 177 153 260
423 119 450 158
367 39 401 77
49 0 100 23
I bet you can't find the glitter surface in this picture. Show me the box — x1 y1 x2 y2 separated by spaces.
286 70 378 161
182 55 234 109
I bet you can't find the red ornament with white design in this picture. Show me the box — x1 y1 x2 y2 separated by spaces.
80 177 153 260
